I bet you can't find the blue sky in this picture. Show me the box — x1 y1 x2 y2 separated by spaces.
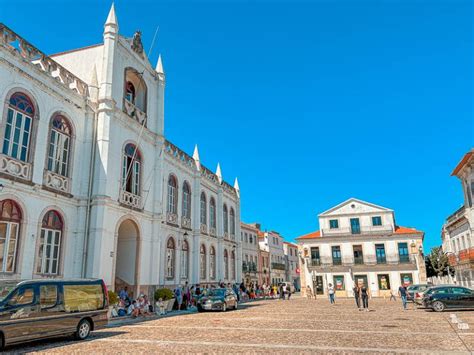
2 0 472 250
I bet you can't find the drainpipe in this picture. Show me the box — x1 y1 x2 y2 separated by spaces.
81 105 99 278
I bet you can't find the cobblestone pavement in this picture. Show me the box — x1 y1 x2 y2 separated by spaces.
8 296 474 354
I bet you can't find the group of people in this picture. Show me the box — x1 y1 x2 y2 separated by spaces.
111 287 153 318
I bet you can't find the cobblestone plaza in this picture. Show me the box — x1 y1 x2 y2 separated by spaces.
11 296 474 354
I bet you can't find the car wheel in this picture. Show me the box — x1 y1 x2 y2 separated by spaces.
75 319 91 340
432 301 445 312
222 302 227 312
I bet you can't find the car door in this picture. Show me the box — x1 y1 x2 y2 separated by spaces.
451 287 474 309
1 285 40 343
37 284 65 336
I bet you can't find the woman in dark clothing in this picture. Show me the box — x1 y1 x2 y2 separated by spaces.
352 285 360 309
360 285 369 311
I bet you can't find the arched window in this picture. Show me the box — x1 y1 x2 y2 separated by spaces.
47 115 72 177
125 81 136 104
167 175 178 214
182 182 191 219
210 246 216 279
37 210 63 275
0 200 21 273
2 92 35 162
230 208 236 236
200 244 206 279
209 198 216 229
122 143 141 196
166 237 175 279
231 251 236 280
224 249 229 280
223 204 228 234
181 240 189 279
200 192 207 226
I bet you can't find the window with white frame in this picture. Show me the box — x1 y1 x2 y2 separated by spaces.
200 244 206 279
167 175 178 214
200 192 207 226
230 208 235 235
209 198 216 229
231 251 235 279
166 237 175 279
122 143 141 195
223 204 228 233
47 115 72 177
182 182 191 219
2 92 35 163
224 249 229 279
37 210 63 275
210 246 216 279
0 200 21 273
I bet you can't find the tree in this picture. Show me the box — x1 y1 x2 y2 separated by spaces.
425 246 453 278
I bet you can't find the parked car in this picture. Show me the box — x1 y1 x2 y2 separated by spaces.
406 284 430 305
0 278 108 349
423 285 474 312
197 288 237 312
278 282 296 294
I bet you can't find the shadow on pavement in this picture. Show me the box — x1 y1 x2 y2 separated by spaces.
4 330 126 353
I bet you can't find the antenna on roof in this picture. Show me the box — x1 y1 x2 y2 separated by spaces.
148 25 160 58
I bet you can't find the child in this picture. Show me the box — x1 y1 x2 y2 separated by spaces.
156 298 166 316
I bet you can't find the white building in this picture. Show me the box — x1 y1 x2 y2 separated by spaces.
297 198 426 298
442 149 474 287
283 241 300 289
259 231 286 284
0 6 241 298
240 222 260 287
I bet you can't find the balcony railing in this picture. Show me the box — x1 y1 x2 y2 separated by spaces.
354 257 364 265
243 262 257 272
332 257 342 265
0 154 32 181
447 205 466 224
272 262 286 270
166 212 178 225
123 99 147 125
44 170 71 194
209 227 217 237
120 190 142 209
322 225 393 236
309 254 416 267
200 224 207 234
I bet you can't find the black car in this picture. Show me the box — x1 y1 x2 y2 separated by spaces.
423 285 474 312
0 279 108 349
197 288 238 312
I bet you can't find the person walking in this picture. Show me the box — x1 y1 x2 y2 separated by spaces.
328 283 335 304
353 284 360 309
306 285 314 300
360 284 369 311
398 284 408 310
174 285 183 311
389 289 397 301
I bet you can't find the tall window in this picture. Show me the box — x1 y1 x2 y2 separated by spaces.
2 92 34 162
122 143 141 195
231 250 235 280
0 200 21 272
124 68 147 113
166 237 175 279
47 115 72 177
331 246 342 265
224 249 229 279
329 219 339 229
375 244 386 264
372 216 382 226
209 198 216 229
398 242 409 263
200 244 206 279
223 204 228 234
230 208 235 235
37 210 62 275
182 182 191 219
167 175 178 214
200 192 207 225
181 240 189 279
350 218 361 234
210 246 216 279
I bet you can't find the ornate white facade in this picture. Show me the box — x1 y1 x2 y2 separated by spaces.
0 6 241 297
297 198 426 298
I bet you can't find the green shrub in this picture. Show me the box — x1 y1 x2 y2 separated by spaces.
154 288 174 301
108 290 119 305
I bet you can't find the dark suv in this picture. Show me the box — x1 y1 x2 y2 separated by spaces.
0 279 109 349
423 285 474 312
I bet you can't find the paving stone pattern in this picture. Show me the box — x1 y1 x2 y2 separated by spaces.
9 296 474 354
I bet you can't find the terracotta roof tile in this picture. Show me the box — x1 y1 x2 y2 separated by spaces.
394 226 423 235
295 230 321 240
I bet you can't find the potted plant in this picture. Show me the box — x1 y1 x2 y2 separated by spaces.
154 288 175 312
107 290 119 318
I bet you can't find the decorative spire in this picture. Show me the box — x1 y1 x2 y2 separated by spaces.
89 65 99 101
156 54 164 74
216 163 222 184
193 144 200 170
105 3 118 29
234 177 240 197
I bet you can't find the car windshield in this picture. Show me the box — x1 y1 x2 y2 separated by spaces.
208 289 226 297
0 282 20 303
